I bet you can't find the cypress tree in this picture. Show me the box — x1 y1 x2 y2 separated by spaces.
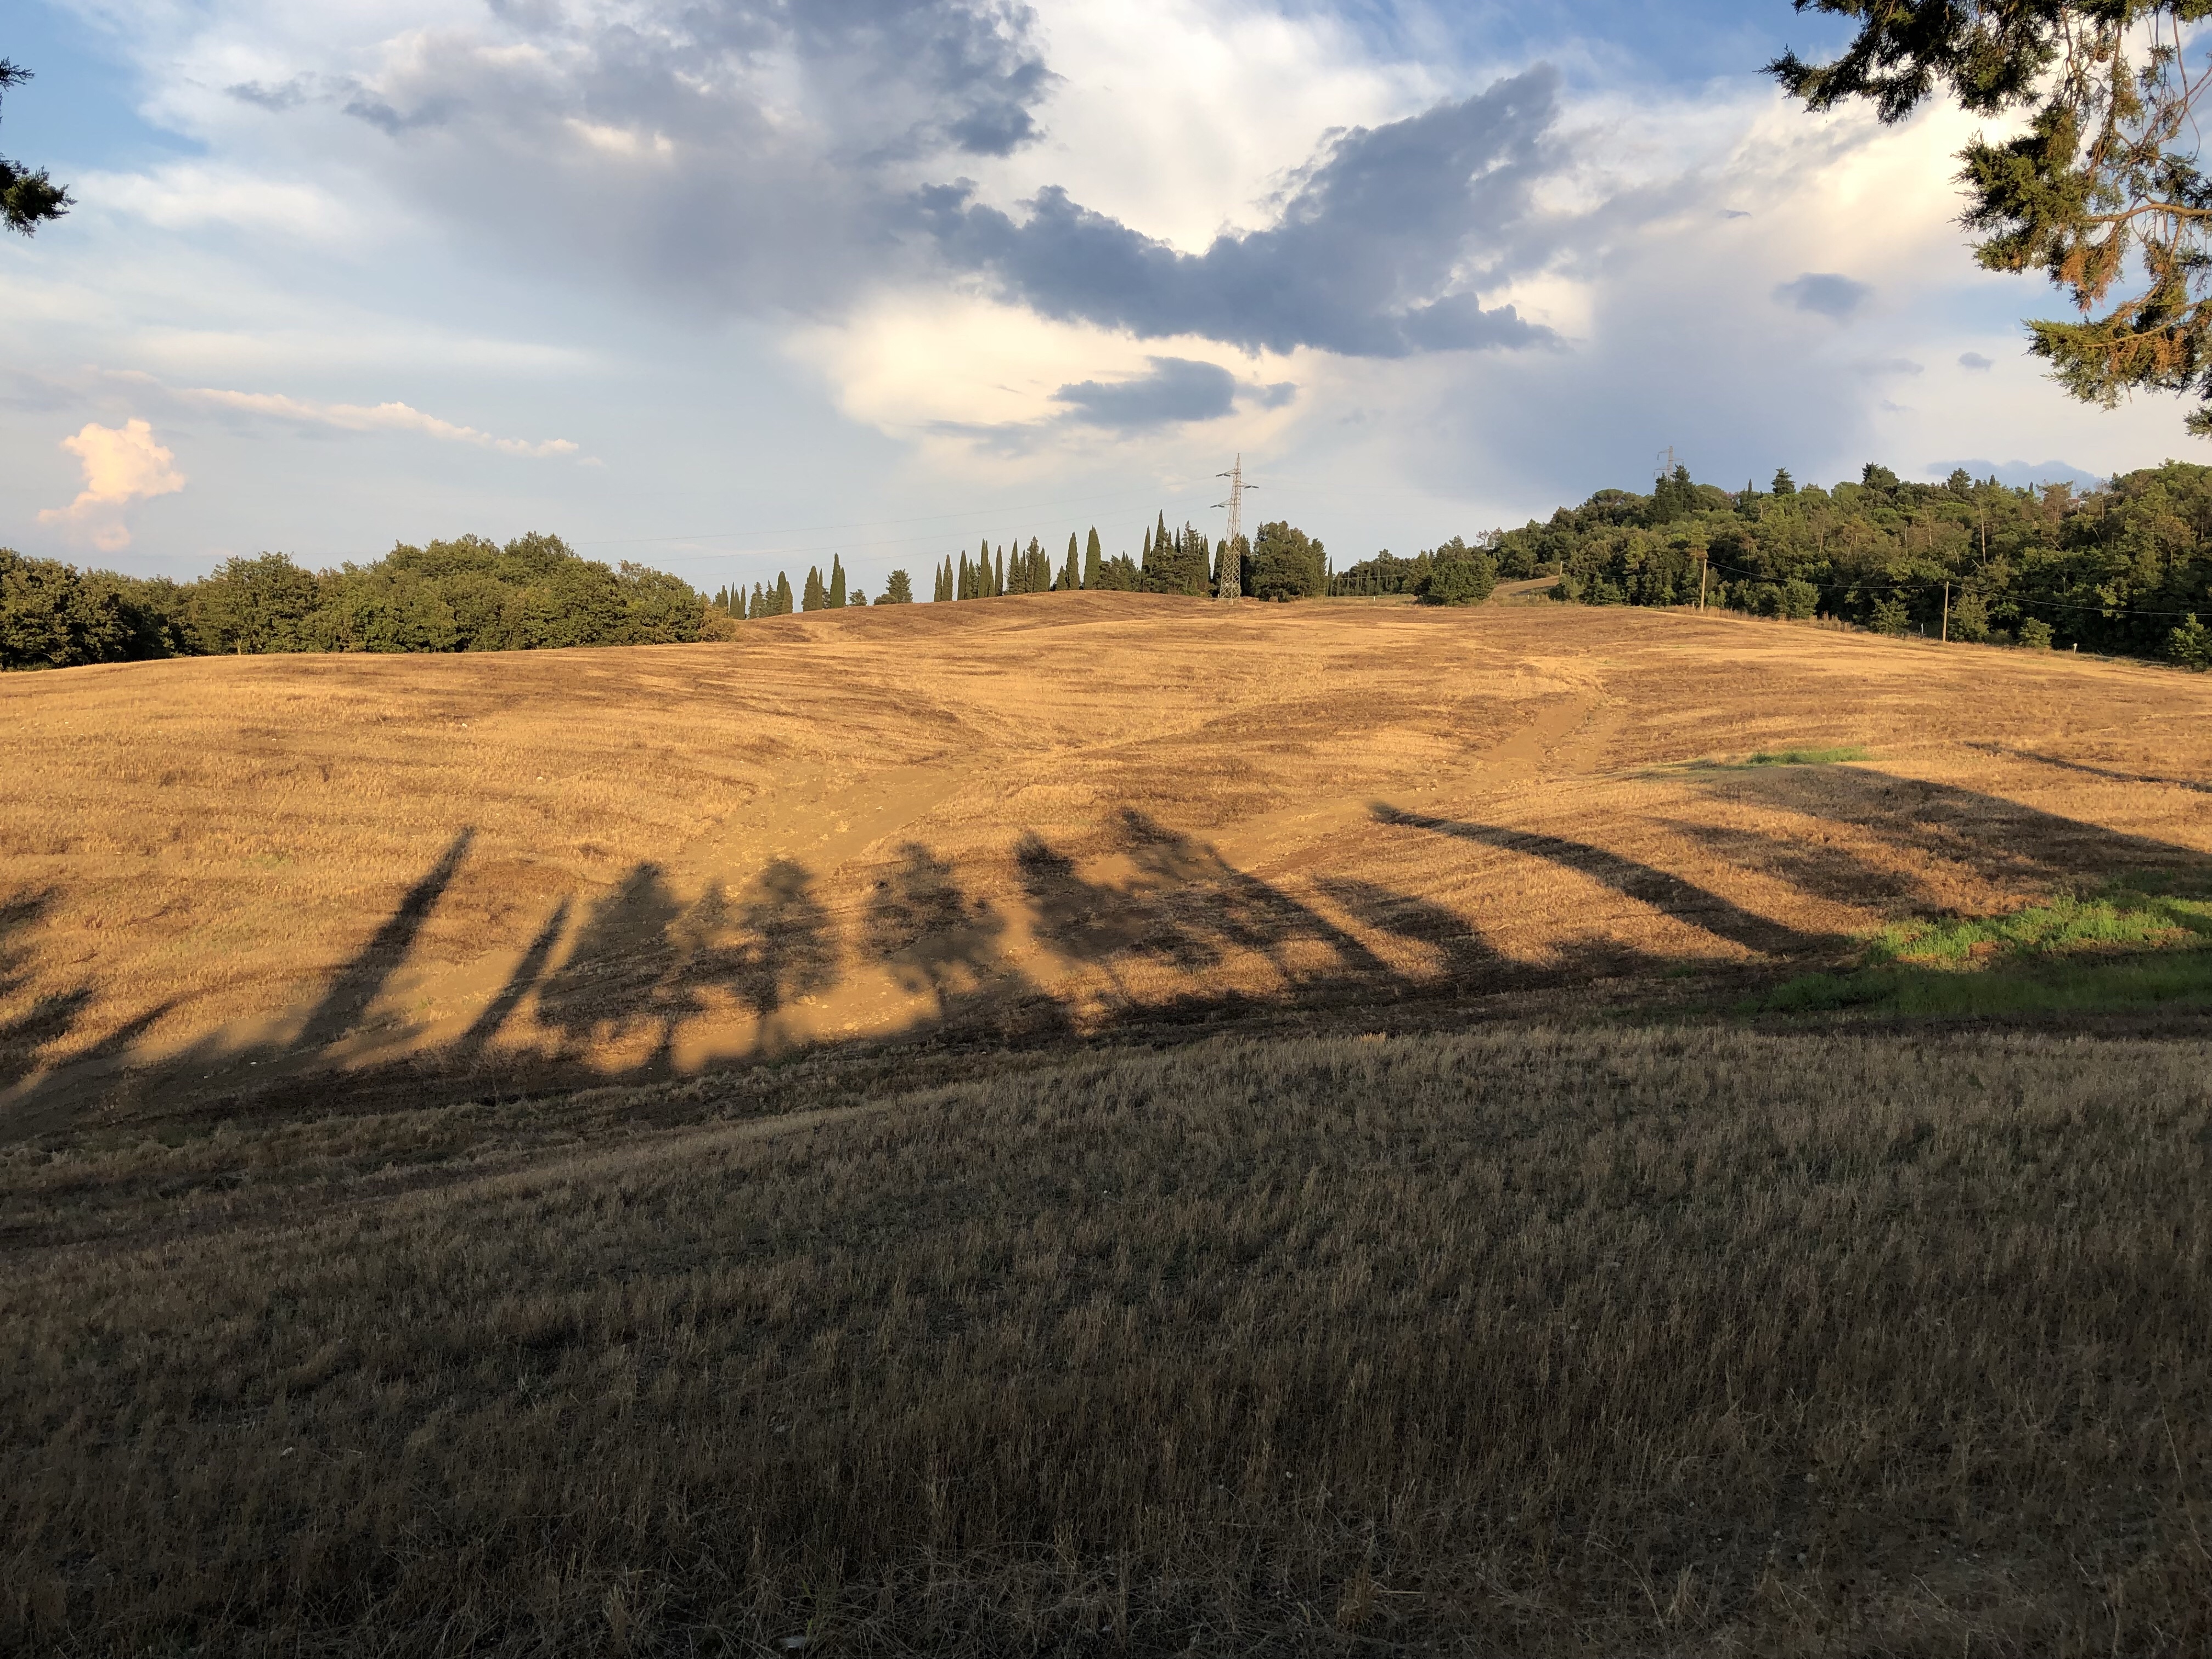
775 571 794 614
995 546 1006 596
1084 527 1102 589
828 555 847 608
1062 533 1080 590
803 566 825 611
750 583 765 618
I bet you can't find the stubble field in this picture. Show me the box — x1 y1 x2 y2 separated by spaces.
3 594 2210 1654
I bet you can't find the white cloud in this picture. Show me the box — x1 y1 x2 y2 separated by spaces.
7 0 2203 584
178 386 580 456
36 420 188 552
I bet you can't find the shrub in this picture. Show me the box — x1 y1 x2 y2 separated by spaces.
2019 617 2055 649
1869 596 1909 636
1950 589 1991 642
1417 551 1498 607
2168 613 2212 669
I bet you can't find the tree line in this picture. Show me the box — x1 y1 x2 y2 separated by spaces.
4 507 1497 671
1519 460 2212 668
0 535 706 669
904 512 1496 607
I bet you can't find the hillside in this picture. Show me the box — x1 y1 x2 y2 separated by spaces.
5 593 2211 1655
4 591 2211 1127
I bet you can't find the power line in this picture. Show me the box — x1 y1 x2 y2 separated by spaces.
1694 552 2204 622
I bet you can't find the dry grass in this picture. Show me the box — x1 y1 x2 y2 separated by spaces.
5 595 2212 1127
4 1024 2209 1655
7 601 2212 1653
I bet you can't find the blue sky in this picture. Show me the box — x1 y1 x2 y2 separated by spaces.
0 0 2183 592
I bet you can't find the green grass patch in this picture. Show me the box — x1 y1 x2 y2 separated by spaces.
1673 745 1870 772
1742 744 1869 766
1749 884 2212 1019
1867 889 2212 966
1750 949 2212 1019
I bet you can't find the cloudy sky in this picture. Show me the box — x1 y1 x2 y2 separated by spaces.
2 0 2198 592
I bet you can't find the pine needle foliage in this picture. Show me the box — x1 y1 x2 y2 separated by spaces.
1770 1 2212 432
0 60 70 236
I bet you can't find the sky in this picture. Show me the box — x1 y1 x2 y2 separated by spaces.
1 0 2201 595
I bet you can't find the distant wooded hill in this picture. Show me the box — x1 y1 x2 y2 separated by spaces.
11 462 2208 670
1515 460 2212 668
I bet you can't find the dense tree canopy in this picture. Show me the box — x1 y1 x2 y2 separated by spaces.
1770 1 2212 431
1330 537 1497 603
2 534 707 669
1516 459 2212 665
1249 521 1328 601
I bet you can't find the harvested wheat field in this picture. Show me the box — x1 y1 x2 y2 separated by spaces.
5 595 2212 1656
3 591 2210 1126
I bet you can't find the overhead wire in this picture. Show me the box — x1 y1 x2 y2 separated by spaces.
1693 552 2205 623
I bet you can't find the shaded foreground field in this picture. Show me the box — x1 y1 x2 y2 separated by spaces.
5 594 2212 1129
5 1025 2209 1655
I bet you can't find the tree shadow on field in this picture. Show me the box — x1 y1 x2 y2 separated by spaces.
1968 743 2212 799
2 810 1489 1136
295 830 476 1051
866 843 1046 1030
1692 766 2212 896
18 760 2207 1140
0 890 91 1091
1015 810 1394 1008
1371 805 1824 959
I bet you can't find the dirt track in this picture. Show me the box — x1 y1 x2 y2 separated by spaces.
4 592 2209 1124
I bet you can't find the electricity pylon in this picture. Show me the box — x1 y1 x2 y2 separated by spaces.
1213 454 1256 601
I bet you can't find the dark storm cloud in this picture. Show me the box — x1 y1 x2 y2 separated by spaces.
1050 357 1238 428
345 0 1052 160
1775 272 1874 320
242 0 1053 314
918 68 1565 358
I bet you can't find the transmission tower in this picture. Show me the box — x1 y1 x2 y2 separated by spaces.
1213 453 1256 601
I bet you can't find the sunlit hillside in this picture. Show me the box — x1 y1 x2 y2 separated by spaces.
4 590 2211 1129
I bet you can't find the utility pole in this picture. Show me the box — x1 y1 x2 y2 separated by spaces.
1942 580 1950 643
1213 454 1255 601
1699 549 1708 611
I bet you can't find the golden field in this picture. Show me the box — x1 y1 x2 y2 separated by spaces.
5 594 2212 1655
4 591 2210 1129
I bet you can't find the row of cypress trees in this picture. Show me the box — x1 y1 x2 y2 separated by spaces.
707 511 1295 620
713 553 916 619
931 515 1231 601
